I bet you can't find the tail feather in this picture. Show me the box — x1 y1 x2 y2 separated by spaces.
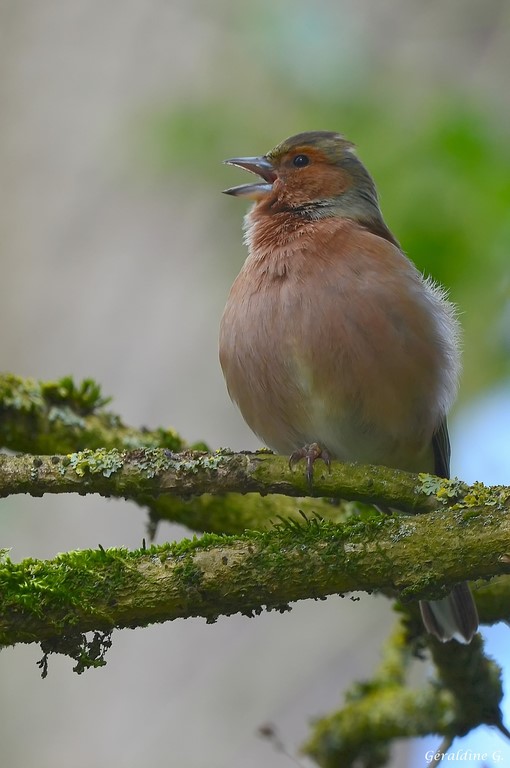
419 582 478 644
420 423 479 643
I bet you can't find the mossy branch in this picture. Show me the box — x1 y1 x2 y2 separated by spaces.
1 373 510 764
0 373 189 454
1 504 510 648
0 445 498 510
303 622 506 768
0 447 508 535
1 446 509 633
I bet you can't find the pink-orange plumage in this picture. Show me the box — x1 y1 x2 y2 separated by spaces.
220 131 478 643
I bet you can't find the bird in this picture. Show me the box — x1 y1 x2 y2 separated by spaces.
219 130 478 644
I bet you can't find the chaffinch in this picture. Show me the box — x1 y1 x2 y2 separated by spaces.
220 131 478 643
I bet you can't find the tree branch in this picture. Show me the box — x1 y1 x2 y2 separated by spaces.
2 374 509 764
0 373 189 454
1 501 509 648
303 622 505 768
1 447 509 643
0 446 489 507
0 447 508 534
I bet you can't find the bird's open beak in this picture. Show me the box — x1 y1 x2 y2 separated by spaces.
222 156 276 199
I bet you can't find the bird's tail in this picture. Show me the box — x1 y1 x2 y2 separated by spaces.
419 582 478 643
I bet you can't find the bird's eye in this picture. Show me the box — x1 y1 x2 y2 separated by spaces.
293 154 310 168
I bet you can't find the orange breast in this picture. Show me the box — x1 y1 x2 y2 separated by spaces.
219 217 460 472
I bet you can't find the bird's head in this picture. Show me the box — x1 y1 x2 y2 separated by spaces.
223 131 383 224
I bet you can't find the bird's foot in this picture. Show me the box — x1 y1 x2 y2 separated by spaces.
289 442 331 488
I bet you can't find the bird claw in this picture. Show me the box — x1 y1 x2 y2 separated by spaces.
289 442 331 488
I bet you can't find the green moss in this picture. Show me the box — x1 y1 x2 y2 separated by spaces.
152 531 246 560
399 575 450 602
462 507 485 521
41 376 111 415
138 516 349 571
0 374 110 418
0 374 45 412
173 555 204 590
0 373 193 455
0 547 133 634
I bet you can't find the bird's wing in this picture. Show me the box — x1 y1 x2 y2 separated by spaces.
432 417 451 479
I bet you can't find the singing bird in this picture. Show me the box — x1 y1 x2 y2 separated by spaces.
220 131 478 643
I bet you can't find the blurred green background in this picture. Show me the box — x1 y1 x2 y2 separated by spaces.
140 1 510 401
0 2 508 767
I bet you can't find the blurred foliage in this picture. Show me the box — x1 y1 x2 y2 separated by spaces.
136 57 510 404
